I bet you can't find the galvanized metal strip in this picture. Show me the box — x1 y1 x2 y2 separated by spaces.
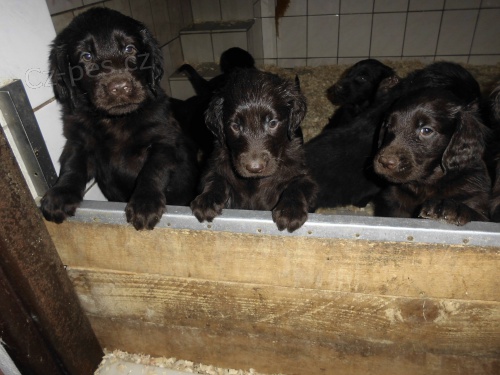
67 201 500 248
0 80 58 195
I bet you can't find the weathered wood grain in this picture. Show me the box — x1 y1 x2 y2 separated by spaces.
88 316 499 375
46 221 500 301
68 268 500 358
72 267 499 375
45 220 500 374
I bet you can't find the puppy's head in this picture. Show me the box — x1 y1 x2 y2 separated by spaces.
49 7 163 115
327 59 395 105
205 69 306 178
219 47 255 74
404 62 481 105
374 88 486 184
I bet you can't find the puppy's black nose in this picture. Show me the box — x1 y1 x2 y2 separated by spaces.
107 80 132 96
378 155 398 170
245 159 267 173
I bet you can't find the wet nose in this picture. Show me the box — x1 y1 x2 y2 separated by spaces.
107 80 132 96
378 155 398 170
245 154 270 173
245 160 266 173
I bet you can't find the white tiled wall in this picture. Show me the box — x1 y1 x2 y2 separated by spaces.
403 11 442 57
46 0 500 69
257 0 500 66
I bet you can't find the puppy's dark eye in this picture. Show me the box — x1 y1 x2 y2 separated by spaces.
268 119 279 129
124 44 136 54
230 123 240 133
80 52 92 62
420 127 434 136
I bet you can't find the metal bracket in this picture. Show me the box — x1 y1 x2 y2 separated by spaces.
0 80 57 197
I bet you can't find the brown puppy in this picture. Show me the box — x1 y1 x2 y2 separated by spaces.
374 88 491 225
190 69 317 232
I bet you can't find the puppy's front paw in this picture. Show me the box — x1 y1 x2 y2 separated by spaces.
125 193 166 230
190 192 226 222
272 199 308 233
419 199 472 226
40 187 83 223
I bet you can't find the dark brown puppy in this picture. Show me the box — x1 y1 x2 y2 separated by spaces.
190 69 317 232
374 88 491 225
488 82 500 221
40 8 198 230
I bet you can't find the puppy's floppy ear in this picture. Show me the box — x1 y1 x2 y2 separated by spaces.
377 119 389 149
205 94 225 142
49 43 78 108
140 28 164 93
442 102 486 173
285 75 307 140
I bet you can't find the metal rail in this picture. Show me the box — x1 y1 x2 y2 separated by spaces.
68 200 500 248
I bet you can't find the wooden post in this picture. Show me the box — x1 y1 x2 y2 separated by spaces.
0 127 103 374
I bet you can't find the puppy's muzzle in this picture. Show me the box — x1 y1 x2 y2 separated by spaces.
106 78 133 98
377 154 399 170
243 151 271 174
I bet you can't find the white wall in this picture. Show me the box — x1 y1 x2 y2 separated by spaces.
0 0 55 106
0 0 105 200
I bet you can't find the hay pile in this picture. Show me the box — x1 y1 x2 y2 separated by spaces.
95 350 283 375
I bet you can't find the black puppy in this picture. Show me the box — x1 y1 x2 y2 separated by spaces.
306 61 400 209
305 83 396 210
190 69 317 232
40 8 198 230
324 59 396 130
178 47 255 96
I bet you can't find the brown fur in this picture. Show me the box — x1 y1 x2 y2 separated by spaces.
40 8 198 230
190 69 317 232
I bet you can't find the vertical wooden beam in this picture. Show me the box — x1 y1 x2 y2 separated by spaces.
0 127 103 374
0 266 63 375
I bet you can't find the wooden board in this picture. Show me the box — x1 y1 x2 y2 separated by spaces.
88 317 499 375
47 222 500 301
45 221 500 375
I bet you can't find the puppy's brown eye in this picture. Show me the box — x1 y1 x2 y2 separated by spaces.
420 127 434 136
230 123 240 133
124 44 136 54
80 52 92 62
268 119 279 129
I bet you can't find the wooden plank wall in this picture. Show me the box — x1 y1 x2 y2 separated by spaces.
45 221 500 375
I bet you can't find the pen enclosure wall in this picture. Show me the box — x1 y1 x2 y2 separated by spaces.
44 204 500 375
